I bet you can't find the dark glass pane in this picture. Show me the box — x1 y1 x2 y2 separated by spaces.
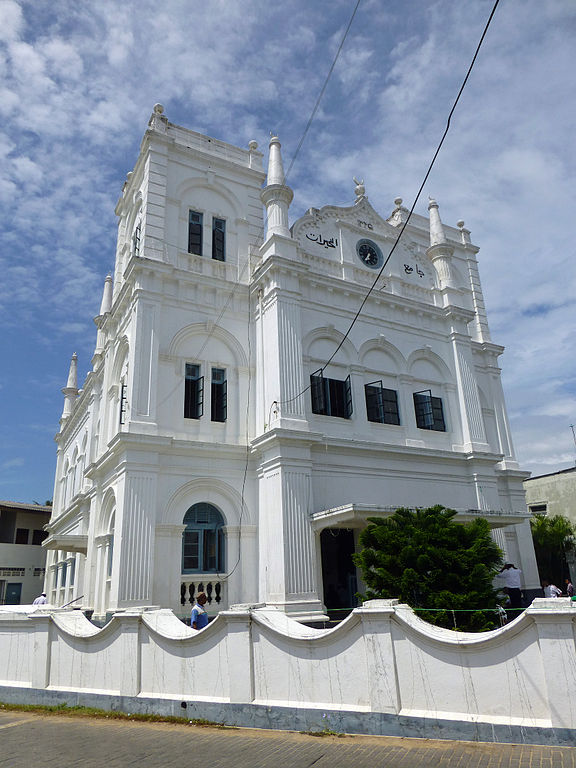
365 384 382 422
212 219 225 261
15 528 29 545
188 211 203 255
211 378 227 422
184 372 204 419
204 529 217 571
344 375 353 418
431 396 446 431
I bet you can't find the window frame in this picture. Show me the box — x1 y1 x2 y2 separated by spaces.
211 367 227 422
184 363 204 420
188 210 203 256
413 390 446 431
365 380 400 425
310 369 353 419
182 503 225 574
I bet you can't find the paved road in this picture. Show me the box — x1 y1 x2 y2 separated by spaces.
1 710 575 768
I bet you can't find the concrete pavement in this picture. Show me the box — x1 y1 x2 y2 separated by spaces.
0 710 575 768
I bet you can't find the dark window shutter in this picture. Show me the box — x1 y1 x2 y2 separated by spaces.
188 211 203 255
382 388 400 425
414 392 433 429
365 381 383 422
310 371 326 415
212 219 225 261
211 377 227 422
344 375 353 418
431 396 446 431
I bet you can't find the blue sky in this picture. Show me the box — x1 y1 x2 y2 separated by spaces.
1 0 575 503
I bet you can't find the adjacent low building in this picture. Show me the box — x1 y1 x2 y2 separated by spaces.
43 105 540 622
524 466 576 524
0 500 50 604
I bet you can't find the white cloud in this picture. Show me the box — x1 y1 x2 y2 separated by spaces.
0 0 574 500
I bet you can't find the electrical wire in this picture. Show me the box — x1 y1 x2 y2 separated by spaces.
273 0 502 411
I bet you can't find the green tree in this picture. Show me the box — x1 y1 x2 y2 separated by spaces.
353 505 504 631
530 513 574 588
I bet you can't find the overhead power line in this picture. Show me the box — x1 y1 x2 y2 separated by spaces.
274 0 502 411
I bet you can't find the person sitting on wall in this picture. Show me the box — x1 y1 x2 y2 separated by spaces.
542 580 562 598
496 563 522 610
191 592 209 630
32 593 47 605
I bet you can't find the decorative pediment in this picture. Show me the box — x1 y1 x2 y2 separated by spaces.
291 197 437 294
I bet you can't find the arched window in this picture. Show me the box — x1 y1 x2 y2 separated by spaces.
182 503 225 574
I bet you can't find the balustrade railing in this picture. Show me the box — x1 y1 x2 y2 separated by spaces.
179 575 226 619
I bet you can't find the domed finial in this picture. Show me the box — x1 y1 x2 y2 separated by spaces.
394 197 403 208
457 220 465 229
153 103 164 115
353 177 365 200
248 140 258 151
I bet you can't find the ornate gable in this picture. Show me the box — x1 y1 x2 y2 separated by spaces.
291 195 437 298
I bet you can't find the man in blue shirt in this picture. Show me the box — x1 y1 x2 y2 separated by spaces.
191 592 209 629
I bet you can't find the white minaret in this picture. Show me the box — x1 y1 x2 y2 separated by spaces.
427 197 457 292
260 135 293 240
60 352 79 423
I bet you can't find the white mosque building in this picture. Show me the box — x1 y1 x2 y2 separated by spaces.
43 104 539 622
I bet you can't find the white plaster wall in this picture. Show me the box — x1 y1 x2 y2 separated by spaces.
1 600 575 731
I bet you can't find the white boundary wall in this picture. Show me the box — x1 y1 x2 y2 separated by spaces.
0 599 575 744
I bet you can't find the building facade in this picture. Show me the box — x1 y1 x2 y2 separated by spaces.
44 105 540 621
0 501 50 604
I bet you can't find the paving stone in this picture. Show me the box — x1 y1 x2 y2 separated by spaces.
0 711 574 768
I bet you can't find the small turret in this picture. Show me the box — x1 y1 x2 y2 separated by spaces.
92 275 113 366
99 274 113 316
428 197 449 247
260 134 294 240
426 197 456 290
61 353 79 423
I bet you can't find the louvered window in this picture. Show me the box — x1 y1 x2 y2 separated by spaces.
188 210 203 255
365 381 400 425
310 370 353 419
413 390 446 431
212 218 226 261
184 364 204 419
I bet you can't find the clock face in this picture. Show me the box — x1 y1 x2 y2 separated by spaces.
356 238 383 269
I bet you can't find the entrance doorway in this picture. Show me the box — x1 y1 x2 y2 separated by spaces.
4 582 22 605
320 528 358 619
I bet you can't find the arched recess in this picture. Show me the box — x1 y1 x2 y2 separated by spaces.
111 336 130 382
168 322 248 368
358 339 406 375
406 348 453 383
176 179 243 222
162 477 252 529
304 327 357 368
98 488 116 536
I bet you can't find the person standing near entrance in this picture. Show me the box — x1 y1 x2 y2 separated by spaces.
496 564 523 609
191 592 209 630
